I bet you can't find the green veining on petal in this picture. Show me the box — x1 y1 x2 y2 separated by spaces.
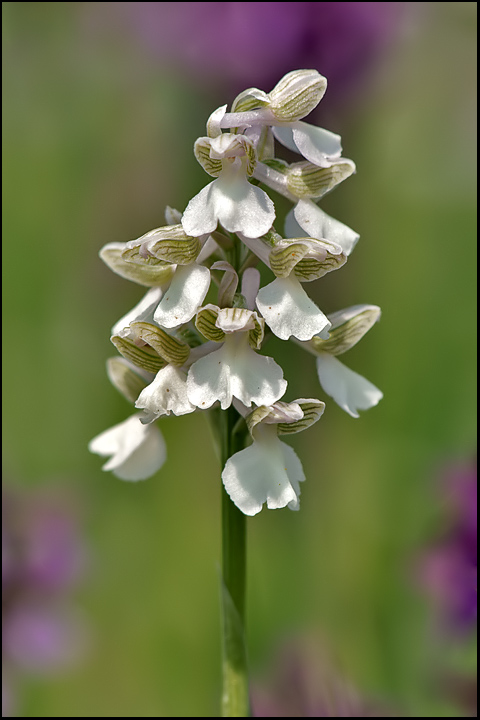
195 306 225 342
231 87 270 113
311 309 380 356
245 405 273 436
130 321 191 366
100 244 174 287
277 400 325 435
147 236 200 265
293 252 346 282
269 243 310 278
111 335 166 374
286 161 355 199
121 245 169 266
194 138 223 177
269 70 326 122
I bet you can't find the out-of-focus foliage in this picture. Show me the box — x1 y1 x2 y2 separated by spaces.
2 2 476 717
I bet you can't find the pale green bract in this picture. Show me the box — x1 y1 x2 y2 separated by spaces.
90 69 383 514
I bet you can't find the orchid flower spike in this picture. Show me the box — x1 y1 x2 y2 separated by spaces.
90 67 383 498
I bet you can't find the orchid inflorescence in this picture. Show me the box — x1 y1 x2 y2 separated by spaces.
89 70 383 516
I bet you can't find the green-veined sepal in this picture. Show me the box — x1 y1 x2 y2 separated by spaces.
268 70 327 122
231 87 270 113
277 399 325 435
99 243 174 287
194 137 224 177
310 305 381 356
124 225 201 266
286 159 355 200
245 398 325 437
129 321 190 366
269 236 346 281
111 335 166 374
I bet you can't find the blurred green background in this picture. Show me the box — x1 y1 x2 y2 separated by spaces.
2 2 476 717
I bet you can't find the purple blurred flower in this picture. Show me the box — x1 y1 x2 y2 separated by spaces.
251 637 396 717
89 2 405 107
418 461 477 634
2 487 88 715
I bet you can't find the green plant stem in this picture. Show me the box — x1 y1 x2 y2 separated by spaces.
220 406 250 717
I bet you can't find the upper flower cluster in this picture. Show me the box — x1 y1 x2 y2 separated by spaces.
90 70 383 515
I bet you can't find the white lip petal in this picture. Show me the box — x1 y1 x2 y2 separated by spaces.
153 264 211 328
135 365 195 422
181 182 219 236
213 175 275 238
89 414 167 481
256 275 331 341
221 433 302 516
187 336 286 410
186 344 232 410
182 176 275 239
229 341 287 408
293 200 359 256
315 354 383 418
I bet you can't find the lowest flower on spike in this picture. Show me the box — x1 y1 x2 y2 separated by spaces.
222 399 325 516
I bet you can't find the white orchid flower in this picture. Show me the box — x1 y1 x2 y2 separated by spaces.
187 305 287 410
181 133 275 239
222 399 325 516
238 230 345 341
89 414 167 481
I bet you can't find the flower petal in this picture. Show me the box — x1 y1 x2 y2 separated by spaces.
292 123 343 166
273 123 342 167
181 182 219 236
315 354 383 418
89 414 167 480
241 268 261 310
229 340 287 407
183 176 275 239
256 275 330 341
112 287 163 337
187 335 286 410
292 200 359 256
310 304 381 356
213 174 275 238
135 365 195 423
186 344 232 410
221 430 304 516
153 263 211 328
99 242 174 287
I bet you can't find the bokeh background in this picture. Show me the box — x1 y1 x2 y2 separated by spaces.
2 2 476 717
